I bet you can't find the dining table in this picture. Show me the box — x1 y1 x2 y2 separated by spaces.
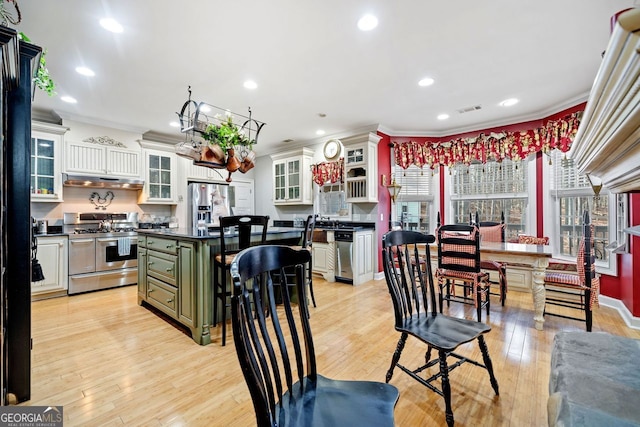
427 241 553 330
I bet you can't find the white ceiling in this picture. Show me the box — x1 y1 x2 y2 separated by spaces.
16 1 636 155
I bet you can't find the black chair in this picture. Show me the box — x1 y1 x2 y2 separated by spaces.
213 215 269 346
543 211 599 331
436 223 491 322
381 231 499 427
231 245 399 427
474 211 508 306
290 214 317 308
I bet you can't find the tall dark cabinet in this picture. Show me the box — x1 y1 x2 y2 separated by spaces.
0 26 40 405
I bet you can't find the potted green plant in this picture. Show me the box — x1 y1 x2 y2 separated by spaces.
1 0 56 96
202 114 255 173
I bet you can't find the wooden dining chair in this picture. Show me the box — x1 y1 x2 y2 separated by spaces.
543 211 599 331
381 230 499 427
436 223 491 322
231 245 399 427
474 212 508 306
213 214 269 346
290 214 317 308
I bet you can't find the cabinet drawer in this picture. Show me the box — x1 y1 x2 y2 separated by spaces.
147 277 177 316
147 250 178 285
145 236 178 254
138 235 147 248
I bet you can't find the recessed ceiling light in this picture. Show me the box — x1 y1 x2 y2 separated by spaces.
357 14 378 31
75 66 95 77
316 130 326 136
437 114 450 120
99 18 123 33
61 96 77 104
418 77 434 87
243 80 258 90
499 98 519 107
169 121 180 128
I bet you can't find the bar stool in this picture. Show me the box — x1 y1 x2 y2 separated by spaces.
290 214 317 308
213 215 269 346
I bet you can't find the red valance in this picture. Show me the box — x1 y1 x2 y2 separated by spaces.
393 111 582 169
311 158 344 186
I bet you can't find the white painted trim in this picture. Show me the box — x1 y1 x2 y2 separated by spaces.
374 271 385 281
600 295 640 330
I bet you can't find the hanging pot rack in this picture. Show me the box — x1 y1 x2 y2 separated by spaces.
174 86 266 181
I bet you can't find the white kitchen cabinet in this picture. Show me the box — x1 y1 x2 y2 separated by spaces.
65 139 141 178
31 235 68 298
138 144 178 204
343 132 380 203
271 148 313 205
352 229 374 285
30 122 67 202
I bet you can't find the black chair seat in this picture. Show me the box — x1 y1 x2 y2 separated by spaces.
277 374 398 427
400 314 491 352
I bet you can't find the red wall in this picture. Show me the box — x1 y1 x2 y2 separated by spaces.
378 103 640 317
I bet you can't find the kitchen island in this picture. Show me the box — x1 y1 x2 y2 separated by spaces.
137 227 303 345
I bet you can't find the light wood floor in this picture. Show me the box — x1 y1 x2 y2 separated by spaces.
22 278 640 427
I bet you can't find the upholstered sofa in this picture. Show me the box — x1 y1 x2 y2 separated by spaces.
548 331 640 426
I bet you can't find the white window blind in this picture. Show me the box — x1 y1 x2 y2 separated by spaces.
393 164 433 200
451 159 527 196
550 151 589 192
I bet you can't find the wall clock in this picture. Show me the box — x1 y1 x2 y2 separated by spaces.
323 139 341 161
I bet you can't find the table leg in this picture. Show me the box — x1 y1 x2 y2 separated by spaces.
531 258 549 330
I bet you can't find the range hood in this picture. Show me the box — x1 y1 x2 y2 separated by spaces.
62 173 144 190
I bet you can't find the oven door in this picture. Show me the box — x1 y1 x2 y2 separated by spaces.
96 236 138 272
69 237 96 275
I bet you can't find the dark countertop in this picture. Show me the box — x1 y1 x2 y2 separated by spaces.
137 227 303 241
34 232 68 237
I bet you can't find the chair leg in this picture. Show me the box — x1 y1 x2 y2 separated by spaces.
386 332 408 383
446 280 451 308
500 266 507 306
425 345 432 365
478 335 499 395
438 284 444 314
221 267 228 346
438 349 454 427
476 287 482 323
213 262 219 327
308 269 317 308
585 289 592 332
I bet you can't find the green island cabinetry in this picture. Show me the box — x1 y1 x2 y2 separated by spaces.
138 233 212 345
137 228 302 345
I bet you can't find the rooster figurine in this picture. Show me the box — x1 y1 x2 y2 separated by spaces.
89 191 115 210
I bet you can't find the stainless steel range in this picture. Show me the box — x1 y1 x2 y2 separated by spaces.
64 212 139 295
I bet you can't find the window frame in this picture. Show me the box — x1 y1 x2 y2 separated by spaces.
391 163 438 233
543 152 619 275
443 157 537 236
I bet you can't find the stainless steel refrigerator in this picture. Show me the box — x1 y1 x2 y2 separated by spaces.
188 182 231 235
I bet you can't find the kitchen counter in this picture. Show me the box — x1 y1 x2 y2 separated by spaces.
137 227 304 345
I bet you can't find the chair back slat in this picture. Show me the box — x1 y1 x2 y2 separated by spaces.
219 215 270 256
231 245 315 427
437 224 481 273
301 214 317 248
382 231 437 326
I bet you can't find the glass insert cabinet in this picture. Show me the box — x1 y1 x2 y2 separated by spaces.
30 123 67 202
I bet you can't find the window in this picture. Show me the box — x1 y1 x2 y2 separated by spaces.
548 151 618 273
392 164 434 233
449 159 531 240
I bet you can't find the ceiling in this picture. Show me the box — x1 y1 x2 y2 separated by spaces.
15 1 636 155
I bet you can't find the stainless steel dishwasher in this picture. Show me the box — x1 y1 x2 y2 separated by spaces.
334 230 353 284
